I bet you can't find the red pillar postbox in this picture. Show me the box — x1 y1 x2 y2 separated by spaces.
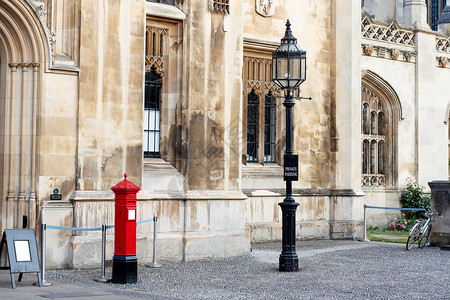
111 173 140 284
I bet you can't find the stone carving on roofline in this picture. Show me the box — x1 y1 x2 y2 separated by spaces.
361 12 415 47
363 44 374 56
404 51 412 62
361 44 416 63
436 36 450 53
390 49 400 60
438 56 448 68
256 0 275 17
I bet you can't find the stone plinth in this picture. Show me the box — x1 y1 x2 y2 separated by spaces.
428 181 450 246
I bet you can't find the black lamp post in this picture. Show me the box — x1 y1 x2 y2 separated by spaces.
272 19 307 272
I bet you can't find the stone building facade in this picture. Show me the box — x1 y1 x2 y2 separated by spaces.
0 0 449 268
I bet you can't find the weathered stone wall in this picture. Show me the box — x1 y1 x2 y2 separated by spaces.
243 0 333 190
67 191 249 268
183 0 243 191
77 0 144 189
3 0 450 268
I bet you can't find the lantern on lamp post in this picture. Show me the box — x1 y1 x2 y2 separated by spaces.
272 19 307 272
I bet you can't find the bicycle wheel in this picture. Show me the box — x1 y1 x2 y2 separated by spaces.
418 224 432 248
406 223 421 251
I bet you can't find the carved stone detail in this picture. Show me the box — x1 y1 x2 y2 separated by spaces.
363 44 374 56
209 0 229 14
28 0 56 65
30 0 46 18
243 56 280 96
49 31 56 64
145 55 167 76
145 26 169 76
436 36 450 53
361 134 386 142
404 51 412 62
390 49 400 60
362 174 386 188
361 13 415 47
256 0 275 17
438 56 448 68
361 44 416 63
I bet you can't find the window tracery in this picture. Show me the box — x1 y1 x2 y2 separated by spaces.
361 86 388 187
145 27 168 76
209 0 230 14
243 54 280 164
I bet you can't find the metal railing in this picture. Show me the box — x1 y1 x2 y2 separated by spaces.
362 205 426 242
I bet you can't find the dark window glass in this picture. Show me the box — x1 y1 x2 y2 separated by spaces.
378 141 385 175
370 141 377 174
264 93 276 163
247 91 259 163
432 0 439 30
370 111 376 134
378 112 385 135
146 0 175 5
144 68 162 158
362 104 368 134
362 140 369 174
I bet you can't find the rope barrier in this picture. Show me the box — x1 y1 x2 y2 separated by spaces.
45 217 156 231
137 216 156 225
364 205 426 211
362 205 426 242
41 216 159 284
46 225 102 231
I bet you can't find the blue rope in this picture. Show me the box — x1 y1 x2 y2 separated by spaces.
137 217 156 225
46 225 102 231
365 205 426 211
45 217 156 231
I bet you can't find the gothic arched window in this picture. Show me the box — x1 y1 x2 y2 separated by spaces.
361 86 388 187
361 71 402 188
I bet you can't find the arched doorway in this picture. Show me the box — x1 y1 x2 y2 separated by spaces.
0 0 48 231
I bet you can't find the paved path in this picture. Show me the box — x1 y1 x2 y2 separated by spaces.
1 240 449 299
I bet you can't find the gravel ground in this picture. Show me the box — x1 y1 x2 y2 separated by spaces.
47 240 450 300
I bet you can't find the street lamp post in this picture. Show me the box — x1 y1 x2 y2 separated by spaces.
272 19 307 272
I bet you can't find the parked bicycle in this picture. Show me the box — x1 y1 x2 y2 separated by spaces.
406 208 442 251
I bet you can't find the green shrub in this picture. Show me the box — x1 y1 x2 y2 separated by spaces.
400 178 430 219
368 225 380 232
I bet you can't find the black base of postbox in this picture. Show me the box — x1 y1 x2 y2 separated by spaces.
112 255 137 284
